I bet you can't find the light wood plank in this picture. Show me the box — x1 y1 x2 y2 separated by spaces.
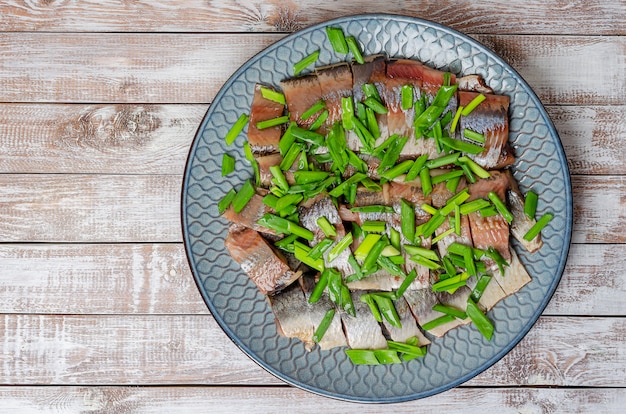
0 0 624 35
0 34 623 105
0 386 624 413
0 315 624 386
0 243 622 316
0 175 619 243
1 104 624 175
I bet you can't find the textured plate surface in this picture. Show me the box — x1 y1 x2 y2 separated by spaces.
181 14 572 403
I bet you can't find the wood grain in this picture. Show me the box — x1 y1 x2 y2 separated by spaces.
1 0 624 35
0 386 624 413
0 243 622 316
0 175 618 243
1 104 624 175
0 315 623 386
0 34 623 104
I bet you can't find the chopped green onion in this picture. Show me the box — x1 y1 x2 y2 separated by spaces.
294 50 320 75
432 271 470 292
486 246 509 274
294 242 324 272
458 156 491 179
307 238 334 260
258 214 314 240
432 121 444 153
279 142 302 170
309 109 329 131
450 105 464 133
480 206 498 217
431 169 464 185
401 199 416 242
346 149 368 173
363 96 389 114
346 36 364 64
256 115 289 130
224 113 249 145
421 314 456 331
361 239 388 273
301 99 326 120
340 97 355 130
459 198 491 215
363 83 382 101
345 349 380 365
361 177 382 192
269 165 289 192
471 275 492 302
432 304 467 320
446 175 461 193
353 233 382 261
461 94 486 116
459 162 476 184
365 107 381 139
454 204 461 235
377 255 405 278
381 159 414 181
488 191 514 224
293 170 329 185
463 247 477 276
360 293 382 322
440 188 471 215
443 72 451 87
221 153 235 176
378 135 409 174
389 228 401 251
440 136 484 154
325 27 348 54
463 128 486 144
313 308 336 343
523 212 554 241
362 220 386 233
524 190 538 220
420 214 446 239
327 232 353 263
275 193 303 213
419 167 432 197
372 294 402 328
328 172 366 197
432 227 455 244
426 152 461 169
231 179 255 213
279 122 296 156
316 216 337 238
392 269 417 300
291 125 325 146
401 84 414 110
350 205 395 213
404 154 429 182
404 244 439 261
217 188 237 214
466 297 494 340
414 94 427 119
351 116 376 149
260 86 286 105
411 255 442 270
308 270 329 303
381 245 401 257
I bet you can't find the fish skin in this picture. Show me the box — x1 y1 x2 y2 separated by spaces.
222 193 275 235
459 91 514 169
248 84 285 154
316 63 353 134
281 74 324 130
255 153 296 187
457 74 493 94
341 290 388 350
267 283 316 350
225 227 301 295
490 248 532 295
467 170 510 202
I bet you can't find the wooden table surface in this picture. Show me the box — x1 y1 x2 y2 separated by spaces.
1 1 625 412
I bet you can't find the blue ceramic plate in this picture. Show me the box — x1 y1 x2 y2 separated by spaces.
182 14 572 403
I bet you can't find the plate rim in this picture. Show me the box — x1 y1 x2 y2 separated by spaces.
181 13 573 403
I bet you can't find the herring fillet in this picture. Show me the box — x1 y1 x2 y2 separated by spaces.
248 83 285 154
341 290 388 349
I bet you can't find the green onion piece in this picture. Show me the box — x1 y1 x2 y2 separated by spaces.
440 188 471 216
224 113 249 146
345 35 364 64
524 190 538 220
231 179 255 213
371 134 396 158
447 242 472 256
295 242 324 272
381 159 414 181
325 27 348 53
356 102 366 121
328 172 366 197
309 109 329 131
404 245 439 261
471 275 492 302
347 149 368 173
291 125 325 146
242 141 254 162
325 268 342 304
421 314 456 331
381 245 401 257
345 349 379 365
523 212 554 241
273 234 298 254
340 97 355 130
308 270 329 303
420 214 446 238
365 107 381 139
454 204 461 235
419 167 432 197
362 220 386 233
400 199 416 242
372 294 402 328
466 297 494 340
432 304 467 320
458 156 491 179
443 72 451 87
414 85 457 129
307 238 334 260
361 177 382 192
293 170 329 185
432 120 444 153
401 84 414 110
459 198 491 215
279 122 296 156
301 99 326 120
378 135 408 174
440 136 484 154
488 191 514 223
327 232 353 263
217 188 237 214
269 186 284 198
388 341 427 360
431 169 464 185
480 206 498 217
377 255 405 278
258 214 314 240
431 228 455 244
360 293 382 322
316 216 337 238
461 94 486 116
256 115 289 130
404 154 429 182
375 349 403 364
350 205 395 213
313 308 336 343
361 239 388 273
432 271 470 292
279 142 302 170
294 50 320 75
269 165 289 192
459 162 476 184
363 96 389 114
392 269 418 300
340 285 356 316
260 86 286 105
414 94 427 120
275 194 303 214
221 154 235 176
450 105 464 133
347 254 363 279
442 256 456 276
464 247 477 276
440 110 453 129
463 128 486 144
411 255 442 270
446 175 461 193
486 246 509 274
389 227 401 250
351 116 376 149
362 83 382 101
426 152 461 169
